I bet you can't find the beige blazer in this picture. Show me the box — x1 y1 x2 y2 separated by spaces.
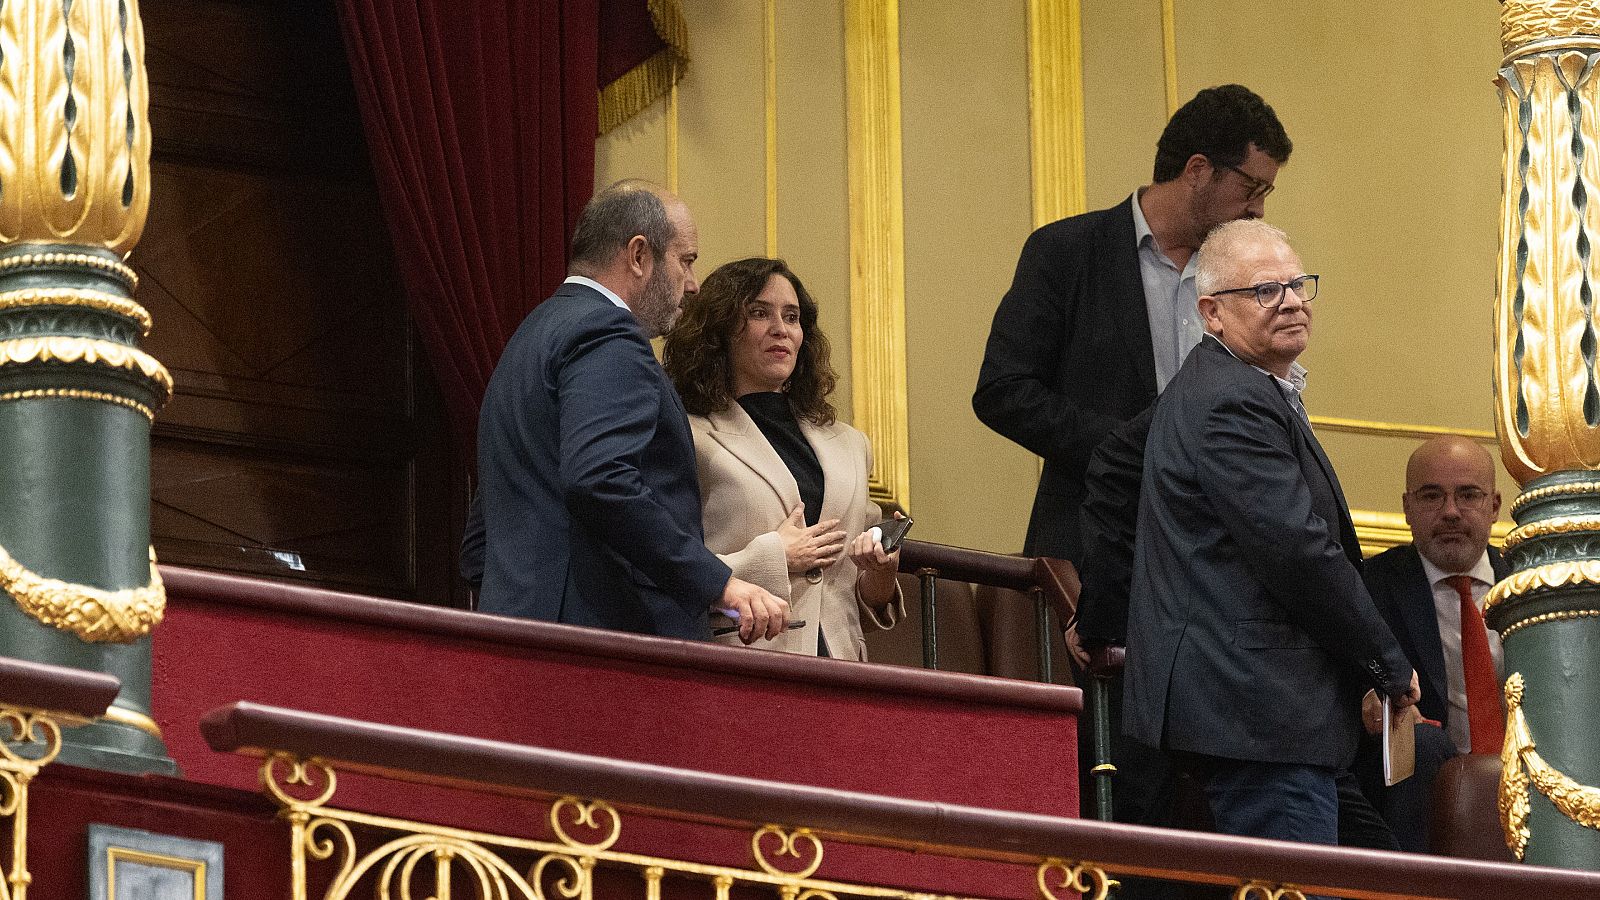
691 403 903 660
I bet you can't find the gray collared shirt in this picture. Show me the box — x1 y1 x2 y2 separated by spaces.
1206 334 1311 425
1131 190 1202 390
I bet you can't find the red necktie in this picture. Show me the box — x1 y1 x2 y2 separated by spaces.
1451 574 1504 754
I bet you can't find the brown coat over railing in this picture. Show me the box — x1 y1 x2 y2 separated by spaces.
201 700 1600 900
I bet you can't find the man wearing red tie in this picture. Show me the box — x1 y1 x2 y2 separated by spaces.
1359 434 1509 852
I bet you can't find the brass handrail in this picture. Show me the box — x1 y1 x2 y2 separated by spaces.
203 700 1600 900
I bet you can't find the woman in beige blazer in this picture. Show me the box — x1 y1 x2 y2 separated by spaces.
664 258 903 660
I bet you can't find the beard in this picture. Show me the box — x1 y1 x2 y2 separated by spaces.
633 261 681 338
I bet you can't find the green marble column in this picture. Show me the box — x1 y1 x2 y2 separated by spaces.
1486 0 1600 868
0 0 173 774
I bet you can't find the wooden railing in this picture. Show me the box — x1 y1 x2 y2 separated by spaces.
201 700 1600 900
897 539 1078 682
0 657 121 900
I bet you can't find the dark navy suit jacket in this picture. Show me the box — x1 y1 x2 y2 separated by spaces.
972 197 1157 564
1362 543 1509 728
476 282 730 638
1124 336 1413 768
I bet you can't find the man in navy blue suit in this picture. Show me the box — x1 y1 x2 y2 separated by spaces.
476 180 789 642
1359 435 1507 852
1125 219 1418 847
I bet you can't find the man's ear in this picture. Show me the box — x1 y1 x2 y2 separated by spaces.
1198 294 1223 332
1183 153 1213 184
626 234 651 277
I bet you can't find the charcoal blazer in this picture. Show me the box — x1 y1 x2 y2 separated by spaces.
972 197 1157 564
476 282 731 639
1124 336 1413 768
1362 543 1509 728
691 403 903 661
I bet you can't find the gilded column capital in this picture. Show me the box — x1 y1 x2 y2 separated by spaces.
1503 1 1600 57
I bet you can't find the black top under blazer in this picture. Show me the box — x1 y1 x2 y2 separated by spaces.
973 197 1158 564
476 282 731 639
1362 543 1509 729
1124 337 1413 768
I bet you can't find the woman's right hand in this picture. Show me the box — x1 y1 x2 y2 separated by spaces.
777 505 846 574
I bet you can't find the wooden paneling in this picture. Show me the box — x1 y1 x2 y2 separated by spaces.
139 0 460 602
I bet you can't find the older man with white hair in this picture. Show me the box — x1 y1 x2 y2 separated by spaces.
1123 220 1419 845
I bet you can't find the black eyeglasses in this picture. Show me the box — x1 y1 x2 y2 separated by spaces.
1217 163 1275 200
1407 486 1493 512
1210 274 1319 308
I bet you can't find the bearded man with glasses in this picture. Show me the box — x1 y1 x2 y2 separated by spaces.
1124 219 1420 849
1356 435 1508 852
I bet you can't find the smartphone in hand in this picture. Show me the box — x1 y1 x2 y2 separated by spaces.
870 516 914 553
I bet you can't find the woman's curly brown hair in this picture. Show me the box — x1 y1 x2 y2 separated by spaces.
664 257 837 424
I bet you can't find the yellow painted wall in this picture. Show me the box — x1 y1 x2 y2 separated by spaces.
597 0 1516 555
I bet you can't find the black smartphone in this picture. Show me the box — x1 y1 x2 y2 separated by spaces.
713 619 807 637
871 516 914 553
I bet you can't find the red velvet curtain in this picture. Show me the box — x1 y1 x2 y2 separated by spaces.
334 0 599 458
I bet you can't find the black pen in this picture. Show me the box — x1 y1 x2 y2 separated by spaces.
713 619 806 637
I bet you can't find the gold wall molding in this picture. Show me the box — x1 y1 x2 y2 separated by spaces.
1309 414 1496 443
763 0 778 256
1159 0 1179 116
1350 508 1511 557
1501 671 1600 860
845 0 910 511
0 287 152 335
0 0 151 252
0 544 164 643
1026 0 1086 229
667 68 681 194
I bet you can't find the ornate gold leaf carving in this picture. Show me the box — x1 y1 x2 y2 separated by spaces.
0 336 172 401
0 543 164 642
1503 514 1600 548
1499 607 1600 638
0 287 152 334
1484 558 1600 611
0 0 151 251
1503 1 1600 56
1501 672 1600 860
0 251 138 291
0 388 153 421
1510 480 1600 516
753 825 823 881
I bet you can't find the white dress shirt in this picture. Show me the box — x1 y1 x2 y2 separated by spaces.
564 275 630 311
1418 550 1502 755
1131 190 1202 390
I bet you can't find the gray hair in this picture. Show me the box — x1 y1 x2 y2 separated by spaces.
1195 219 1290 295
569 179 675 272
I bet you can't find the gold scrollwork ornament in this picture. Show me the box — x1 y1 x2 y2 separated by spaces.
549 797 621 852
261 753 339 809
1037 858 1117 900
1500 672 1600 860
752 825 825 881
1233 884 1308 900
0 544 164 642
